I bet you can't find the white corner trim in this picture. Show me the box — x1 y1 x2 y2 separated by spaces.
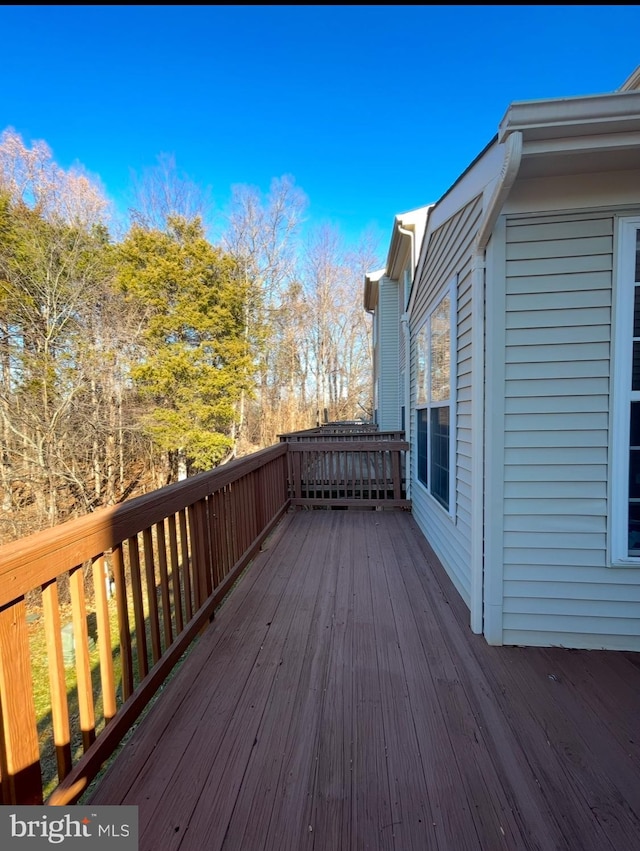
470 133 522 638
611 216 640 565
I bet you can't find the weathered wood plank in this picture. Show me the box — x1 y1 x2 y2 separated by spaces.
306 510 354 850
0 600 43 804
127 536 148 681
86 511 640 851
142 528 161 666
348 511 394 850
367 517 439 850
100 512 304 845
42 580 73 780
387 514 529 850
190 511 337 851
177 510 192 623
50 503 292 807
0 444 288 606
167 515 183 636
111 544 133 701
69 566 96 753
92 557 116 725
155 522 173 650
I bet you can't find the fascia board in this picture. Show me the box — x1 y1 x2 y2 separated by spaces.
620 65 640 91
426 142 503 235
406 141 505 320
498 91 640 143
522 129 640 157
385 206 432 280
363 269 384 311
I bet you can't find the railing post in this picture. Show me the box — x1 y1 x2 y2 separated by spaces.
254 465 265 533
69 566 96 753
392 450 402 501
293 450 302 501
0 599 43 804
42 579 73 780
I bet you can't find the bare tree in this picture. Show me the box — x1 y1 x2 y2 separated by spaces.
128 153 214 232
302 225 378 425
0 129 144 540
221 175 308 449
0 127 110 227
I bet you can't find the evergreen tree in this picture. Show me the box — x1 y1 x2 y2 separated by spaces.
116 215 251 478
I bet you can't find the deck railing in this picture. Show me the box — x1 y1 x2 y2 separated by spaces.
279 423 399 442
286 440 409 507
280 426 409 507
0 444 289 806
0 434 409 807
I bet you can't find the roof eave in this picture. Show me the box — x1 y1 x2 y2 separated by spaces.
498 91 640 143
363 269 384 312
619 65 640 92
385 206 432 280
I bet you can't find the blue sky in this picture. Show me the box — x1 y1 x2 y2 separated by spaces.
2 5 639 254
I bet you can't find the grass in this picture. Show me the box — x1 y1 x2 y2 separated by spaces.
27 578 201 803
28 595 125 801
22 514 271 804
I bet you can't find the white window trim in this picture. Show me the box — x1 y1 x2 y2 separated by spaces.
414 276 457 519
611 216 640 565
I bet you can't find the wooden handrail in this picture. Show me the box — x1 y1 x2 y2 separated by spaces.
0 434 410 806
286 439 409 508
286 440 408 452
0 444 288 606
0 443 289 805
280 428 404 443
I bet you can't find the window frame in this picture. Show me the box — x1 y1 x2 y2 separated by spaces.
414 276 457 517
611 216 640 565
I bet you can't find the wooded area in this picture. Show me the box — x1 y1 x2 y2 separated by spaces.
0 129 376 543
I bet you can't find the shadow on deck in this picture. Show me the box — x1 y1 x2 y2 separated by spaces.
89 509 640 851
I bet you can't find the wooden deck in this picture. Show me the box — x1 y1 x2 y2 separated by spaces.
89 509 640 851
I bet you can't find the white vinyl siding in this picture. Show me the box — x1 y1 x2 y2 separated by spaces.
410 196 481 606
499 211 640 650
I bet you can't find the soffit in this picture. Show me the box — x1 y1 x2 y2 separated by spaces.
499 92 640 142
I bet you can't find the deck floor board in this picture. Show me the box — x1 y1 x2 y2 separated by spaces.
90 509 640 851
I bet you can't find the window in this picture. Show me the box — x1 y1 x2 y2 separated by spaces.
373 378 379 426
415 278 456 512
612 218 640 562
404 268 412 309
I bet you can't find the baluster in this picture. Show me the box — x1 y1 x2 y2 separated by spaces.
69 565 96 752
92 556 116 724
127 536 148 680
178 510 192 622
156 521 173 650
42 579 72 781
167 515 184 635
111 544 133 701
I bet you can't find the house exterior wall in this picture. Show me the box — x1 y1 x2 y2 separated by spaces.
376 277 401 430
410 194 482 606
486 171 640 650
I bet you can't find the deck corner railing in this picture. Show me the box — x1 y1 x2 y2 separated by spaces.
280 427 409 507
0 430 410 807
